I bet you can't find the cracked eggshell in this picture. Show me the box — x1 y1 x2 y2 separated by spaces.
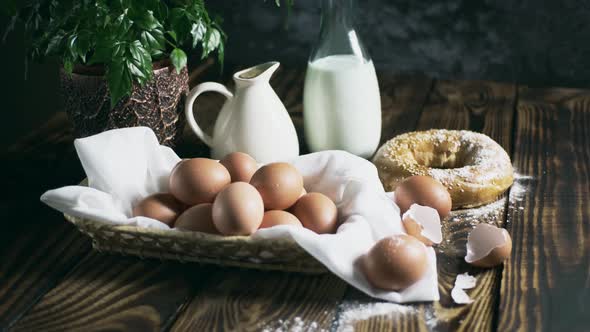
465 224 512 268
402 204 442 246
451 272 477 304
454 272 477 289
451 287 474 304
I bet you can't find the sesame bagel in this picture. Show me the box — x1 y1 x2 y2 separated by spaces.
372 129 513 209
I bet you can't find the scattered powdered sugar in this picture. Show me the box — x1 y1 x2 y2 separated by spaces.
508 172 531 203
260 317 325 332
445 171 532 226
505 171 534 223
450 199 506 226
260 302 419 332
333 301 416 332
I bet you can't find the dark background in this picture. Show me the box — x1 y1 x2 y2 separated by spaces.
3 0 590 149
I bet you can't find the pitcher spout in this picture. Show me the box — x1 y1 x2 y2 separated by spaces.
234 61 280 84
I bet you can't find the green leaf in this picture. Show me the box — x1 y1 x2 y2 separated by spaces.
76 31 92 63
107 61 132 108
167 30 177 42
140 29 165 52
127 40 153 84
88 39 115 64
190 21 206 48
63 58 74 74
155 1 169 20
168 8 189 43
206 28 221 50
136 10 161 30
170 48 186 74
217 39 224 73
45 30 65 55
67 34 78 59
201 28 221 59
113 11 132 38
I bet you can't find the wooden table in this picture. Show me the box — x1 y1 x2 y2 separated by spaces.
1 64 589 332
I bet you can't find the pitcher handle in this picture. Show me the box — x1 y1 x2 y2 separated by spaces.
185 82 233 147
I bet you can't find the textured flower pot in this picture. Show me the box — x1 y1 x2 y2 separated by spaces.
60 60 188 147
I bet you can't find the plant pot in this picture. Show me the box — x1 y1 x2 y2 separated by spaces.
59 60 188 147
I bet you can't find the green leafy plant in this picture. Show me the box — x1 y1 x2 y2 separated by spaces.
5 0 292 107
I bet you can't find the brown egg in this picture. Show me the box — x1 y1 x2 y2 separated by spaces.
212 182 264 235
169 158 231 205
394 176 452 218
220 152 258 183
299 187 307 198
362 234 429 291
170 158 188 174
132 193 185 226
249 162 303 210
174 203 219 234
291 193 338 234
259 210 302 229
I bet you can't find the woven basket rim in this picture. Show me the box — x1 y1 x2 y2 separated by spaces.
63 212 301 247
61 179 329 273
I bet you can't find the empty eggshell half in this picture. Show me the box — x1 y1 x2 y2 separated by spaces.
465 224 512 268
402 204 442 246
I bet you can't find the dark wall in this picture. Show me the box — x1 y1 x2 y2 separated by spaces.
3 0 590 147
0 17 60 150
210 0 590 88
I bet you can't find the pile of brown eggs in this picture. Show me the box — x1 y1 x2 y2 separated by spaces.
132 152 339 236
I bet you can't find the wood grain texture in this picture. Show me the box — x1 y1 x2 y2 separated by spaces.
0 213 91 330
10 253 208 332
341 79 516 331
377 73 434 144
170 268 346 331
498 87 590 331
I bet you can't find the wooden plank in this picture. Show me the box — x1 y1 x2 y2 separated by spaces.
378 73 433 144
335 79 517 331
10 253 211 332
170 269 345 331
498 87 590 331
0 210 91 329
167 71 434 330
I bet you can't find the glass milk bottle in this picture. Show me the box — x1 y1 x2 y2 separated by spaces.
303 0 381 158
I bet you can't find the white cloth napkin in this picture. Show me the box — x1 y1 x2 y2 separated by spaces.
41 127 439 303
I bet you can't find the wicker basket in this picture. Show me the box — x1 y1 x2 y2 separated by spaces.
64 213 328 273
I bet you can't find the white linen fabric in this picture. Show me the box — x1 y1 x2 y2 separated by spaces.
41 127 439 302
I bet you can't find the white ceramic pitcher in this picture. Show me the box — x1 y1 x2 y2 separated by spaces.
185 61 299 163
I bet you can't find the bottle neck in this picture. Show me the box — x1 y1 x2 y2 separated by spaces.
310 0 369 62
320 0 354 30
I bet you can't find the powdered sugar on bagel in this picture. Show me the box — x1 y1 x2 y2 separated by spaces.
372 129 513 209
